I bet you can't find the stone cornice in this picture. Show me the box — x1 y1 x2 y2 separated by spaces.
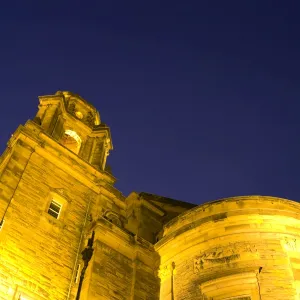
158 196 300 239
90 218 158 264
141 199 165 217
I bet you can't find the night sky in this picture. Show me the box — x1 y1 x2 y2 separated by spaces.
1 1 300 205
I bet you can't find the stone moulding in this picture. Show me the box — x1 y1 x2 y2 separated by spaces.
200 271 258 300
158 265 172 282
282 236 299 252
194 243 258 273
156 196 300 252
158 262 176 282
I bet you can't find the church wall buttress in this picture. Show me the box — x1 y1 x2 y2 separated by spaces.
133 259 160 300
81 136 94 162
40 103 60 132
90 138 104 170
87 241 133 300
52 115 65 141
48 106 59 136
84 230 160 300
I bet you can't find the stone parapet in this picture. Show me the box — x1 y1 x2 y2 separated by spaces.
155 196 300 300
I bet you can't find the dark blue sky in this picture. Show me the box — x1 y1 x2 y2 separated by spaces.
1 1 300 204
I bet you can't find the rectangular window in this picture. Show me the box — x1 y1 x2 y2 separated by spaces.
48 200 62 219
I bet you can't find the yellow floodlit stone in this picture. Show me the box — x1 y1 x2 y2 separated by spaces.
0 92 299 299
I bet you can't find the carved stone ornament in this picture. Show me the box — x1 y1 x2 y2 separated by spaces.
158 262 176 282
85 111 94 127
158 265 172 282
104 138 111 157
68 102 76 115
194 243 258 273
52 188 71 202
55 188 67 196
103 211 122 227
282 237 298 252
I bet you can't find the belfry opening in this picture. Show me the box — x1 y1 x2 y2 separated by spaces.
61 129 82 154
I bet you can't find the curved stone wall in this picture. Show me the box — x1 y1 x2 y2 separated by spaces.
155 196 300 300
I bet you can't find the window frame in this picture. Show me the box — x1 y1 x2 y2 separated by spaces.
200 272 259 300
44 191 68 222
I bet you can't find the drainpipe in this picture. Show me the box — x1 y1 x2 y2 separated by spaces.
256 267 263 300
66 196 92 299
171 262 176 300
75 231 95 300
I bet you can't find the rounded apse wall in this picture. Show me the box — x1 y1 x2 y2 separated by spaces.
155 196 300 300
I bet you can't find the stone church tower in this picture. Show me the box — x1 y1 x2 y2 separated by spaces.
0 91 300 300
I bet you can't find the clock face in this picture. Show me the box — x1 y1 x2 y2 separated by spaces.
75 111 83 119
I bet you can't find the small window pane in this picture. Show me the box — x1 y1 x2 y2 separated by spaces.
48 200 62 219
49 202 60 213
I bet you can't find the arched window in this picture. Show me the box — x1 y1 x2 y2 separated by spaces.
200 272 259 299
104 211 122 227
61 130 82 154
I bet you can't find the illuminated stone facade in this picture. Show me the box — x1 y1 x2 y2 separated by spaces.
0 91 299 299
157 197 300 299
